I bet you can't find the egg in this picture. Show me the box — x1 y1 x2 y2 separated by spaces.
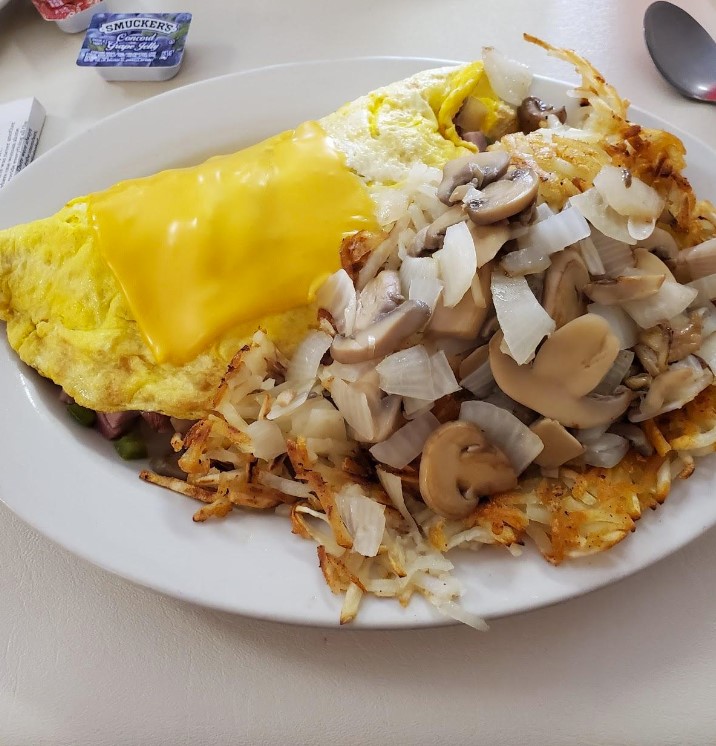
0 62 513 419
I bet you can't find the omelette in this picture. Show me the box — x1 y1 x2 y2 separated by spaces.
0 61 514 419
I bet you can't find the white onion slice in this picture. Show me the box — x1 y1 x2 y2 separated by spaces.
460 359 495 398
246 420 286 461
590 230 635 276
482 46 533 106
623 281 698 328
679 238 716 281
593 165 665 220
524 205 591 254
500 246 551 276
369 411 441 469
329 378 374 441
592 349 634 395
627 217 656 242
696 331 716 375
586 305 638 349
699 303 716 337
376 345 433 400
336 484 386 557
376 468 420 536
460 400 543 474
400 255 443 311
430 350 461 399
491 271 555 364
266 381 313 421
434 221 477 307
581 432 629 468
315 270 357 335
577 236 606 276
256 471 314 499
687 273 716 304
286 331 332 383
570 189 636 245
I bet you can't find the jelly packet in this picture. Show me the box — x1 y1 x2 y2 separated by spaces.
76 13 192 81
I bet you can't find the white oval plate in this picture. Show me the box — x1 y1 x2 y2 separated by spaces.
1 58 715 629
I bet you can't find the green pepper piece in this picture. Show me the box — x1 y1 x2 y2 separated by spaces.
67 403 96 428
114 432 148 460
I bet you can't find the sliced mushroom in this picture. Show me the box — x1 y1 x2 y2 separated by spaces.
354 270 403 331
437 151 511 205
419 420 517 519
459 344 489 380
517 96 567 134
489 314 633 429
584 274 665 305
666 311 703 362
331 300 431 364
542 248 590 328
421 205 468 251
469 221 511 268
428 263 492 340
530 418 585 469
465 167 540 226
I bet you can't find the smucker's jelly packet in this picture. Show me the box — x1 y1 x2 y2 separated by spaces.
32 0 109 32
77 12 192 81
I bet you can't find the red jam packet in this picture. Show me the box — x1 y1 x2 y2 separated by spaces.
31 0 102 21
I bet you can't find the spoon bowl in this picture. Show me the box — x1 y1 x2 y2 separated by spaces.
644 1 716 103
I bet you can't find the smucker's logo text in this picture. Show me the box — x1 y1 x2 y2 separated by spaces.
99 17 179 34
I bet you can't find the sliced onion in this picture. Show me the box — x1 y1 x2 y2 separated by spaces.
369 411 441 469
678 237 716 281
430 350 461 399
623 280 698 328
586 304 638 349
592 349 634 395
315 270 357 335
402 397 435 419
286 331 332 383
266 380 313 421
687 273 716 304
500 246 551 276
320 360 376 384
329 377 374 441
627 217 656 242
491 271 555 364
376 468 420 536
335 484 386 557
256 470 313 499
698 303 716 337
291 401 347 441
593 165 665 220
696 331 716 375
525 205 591 254
534 202 554 222
570 189 636 245
589 229 635 276
376 345 434 400
580 432 629 468
400 255 442 311
638 226 679 261
460 359 494 398
460 400 543 474
577 236 606 275
246 420 286 461
482 46 533 106
434 221 477 307
371 187 410 225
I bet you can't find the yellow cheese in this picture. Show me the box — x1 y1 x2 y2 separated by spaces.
87 120 377 364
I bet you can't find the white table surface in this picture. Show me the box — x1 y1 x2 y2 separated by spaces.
2 0 716 743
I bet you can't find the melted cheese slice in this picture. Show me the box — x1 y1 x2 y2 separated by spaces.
87 121 377 364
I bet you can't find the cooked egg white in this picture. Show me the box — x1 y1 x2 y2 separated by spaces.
0 62 513 419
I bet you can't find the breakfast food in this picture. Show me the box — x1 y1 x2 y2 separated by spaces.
4 36 716 626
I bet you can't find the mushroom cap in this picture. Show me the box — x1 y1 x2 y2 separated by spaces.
489 315 633 429
542 248 590 329
331 299 431 364
465 167 540 226
517 96 567 133
437 151 511 205
419 420 517 519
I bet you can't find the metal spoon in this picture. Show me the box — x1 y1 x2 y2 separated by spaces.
644 1 716 103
